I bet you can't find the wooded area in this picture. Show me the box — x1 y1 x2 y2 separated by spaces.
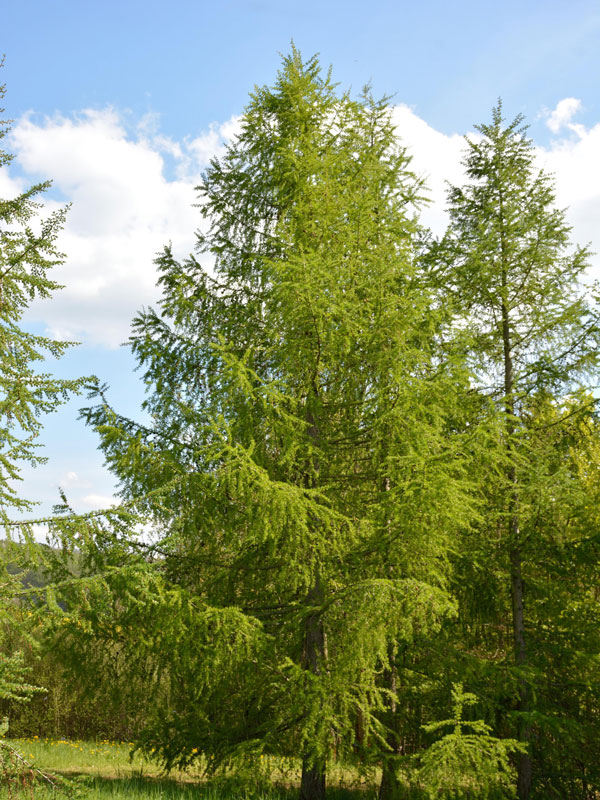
1 50 600 800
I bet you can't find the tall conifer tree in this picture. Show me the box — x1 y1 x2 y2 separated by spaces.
0 68 86 788
437 103 600 799
0 81 84 518
0 70 84 654
83 49 473 798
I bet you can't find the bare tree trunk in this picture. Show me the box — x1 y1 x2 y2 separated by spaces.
297 395 328 800
379 762 403 800
511 544 532 800
379 655 406 800
300 573 326 800
299 402 327 800
377 468 406 800
300 760 326 800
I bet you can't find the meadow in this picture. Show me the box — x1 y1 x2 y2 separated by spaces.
1 738 375 800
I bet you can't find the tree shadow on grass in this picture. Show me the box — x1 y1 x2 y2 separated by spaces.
0 768 378 800
66 774 375 800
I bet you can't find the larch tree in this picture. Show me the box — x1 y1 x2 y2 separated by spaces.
436 103 600 799
80 49 474 799
0 83 84 518
0 67 86 790
0 68 85 678
519 395 600 797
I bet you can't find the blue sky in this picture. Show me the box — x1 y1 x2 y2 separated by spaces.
5 0 600 140
3 0 600 515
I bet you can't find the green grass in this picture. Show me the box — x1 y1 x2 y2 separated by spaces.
1 738 375 800
4 737 204 781
3 775 229 800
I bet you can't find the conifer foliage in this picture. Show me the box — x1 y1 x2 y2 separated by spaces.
0 66 86 702
0 66 86 796
81 49 472 797
9 53 599 800
434 103 600 799
0 82 84 518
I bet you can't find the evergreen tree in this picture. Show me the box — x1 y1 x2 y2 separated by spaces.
0 82 84 517
81 49 473 798
520 396 600 797
417 683 525 799
436 102 600 799
0 65 87 793
0 65 85 679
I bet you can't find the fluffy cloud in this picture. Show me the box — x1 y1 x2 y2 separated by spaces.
9 109 239 347
390 104 471 234
0 163 25 201
6 99 600 514
6 100 599 352
537 104 600 268
80 493 121 509
59 470 91 489
546 97 582 134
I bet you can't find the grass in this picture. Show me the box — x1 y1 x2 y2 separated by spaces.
0 738 376 800
4 737 201 781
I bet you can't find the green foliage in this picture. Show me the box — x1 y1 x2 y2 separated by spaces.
2 55 597 800
432 102 600 798
0 67 61 712
416 684 525 799
75 48 474 790
0 64 90 799
0 84 86 516
438 101 598 397
0 649 39 705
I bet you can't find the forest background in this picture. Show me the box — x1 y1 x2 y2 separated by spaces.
2 3 600 800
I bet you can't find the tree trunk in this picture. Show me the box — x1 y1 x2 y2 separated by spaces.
299 399 328 800
379 761 403 800
511 544 532 800
501 273 532 799
378 658 405 800
300 572 326 800
300 760 326 800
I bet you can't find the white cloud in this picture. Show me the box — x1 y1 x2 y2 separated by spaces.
59 471 92 489
177 116 242 179
546 97 582 134
80 493 121 509
536 113 600 271
0 164 26 200
8 109 239 348
391 104 471 234
5 102 599 353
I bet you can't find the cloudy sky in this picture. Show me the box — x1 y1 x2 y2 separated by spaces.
3 0 600 514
